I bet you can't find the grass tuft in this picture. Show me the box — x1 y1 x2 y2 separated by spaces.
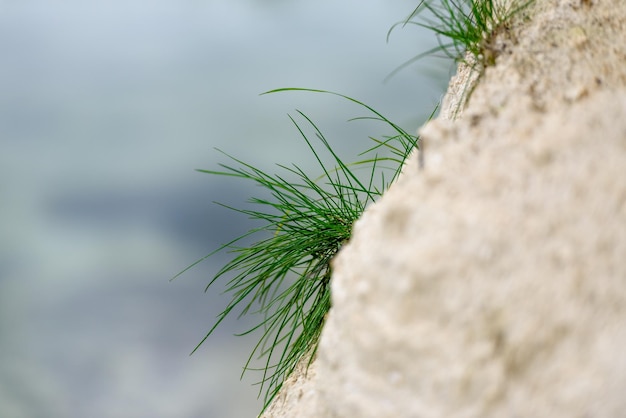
174 88 423 412
386 0 534 80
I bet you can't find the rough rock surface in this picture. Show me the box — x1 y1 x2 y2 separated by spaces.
261 0 626 416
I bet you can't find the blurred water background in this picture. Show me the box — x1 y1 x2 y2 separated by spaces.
0 1 452 417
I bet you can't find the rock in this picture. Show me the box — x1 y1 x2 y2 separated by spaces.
262 0 626 416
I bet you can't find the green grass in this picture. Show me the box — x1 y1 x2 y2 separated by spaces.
174 88 424 412
386 0 534 80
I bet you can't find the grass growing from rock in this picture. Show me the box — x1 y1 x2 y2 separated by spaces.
175 88 421 411
386 0 534 80
176 1 535 415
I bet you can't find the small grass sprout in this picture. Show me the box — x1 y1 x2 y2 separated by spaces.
387 0 534 79
175 88 421 412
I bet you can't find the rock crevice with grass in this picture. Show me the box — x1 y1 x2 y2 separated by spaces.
261 0 626 416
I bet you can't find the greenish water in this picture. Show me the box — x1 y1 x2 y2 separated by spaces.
0 1 450 417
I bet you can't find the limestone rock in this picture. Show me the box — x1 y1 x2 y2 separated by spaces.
262 0 626 416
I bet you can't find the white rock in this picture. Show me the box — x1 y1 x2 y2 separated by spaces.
262 0 626 416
